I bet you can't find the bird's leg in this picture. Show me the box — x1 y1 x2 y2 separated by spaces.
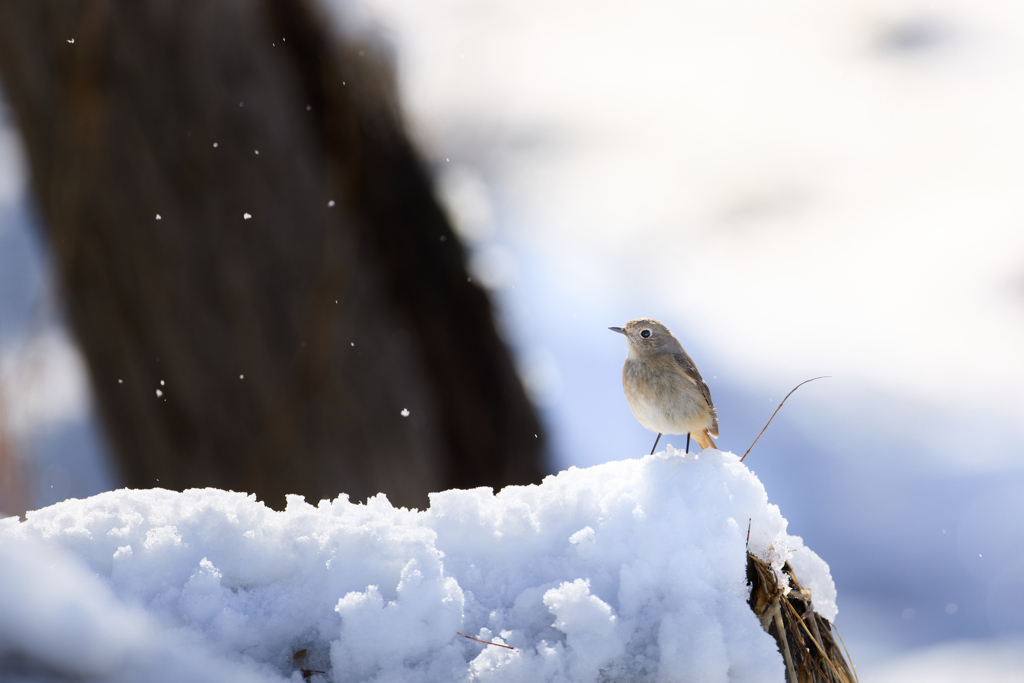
650 433 661 455
686 433 690 454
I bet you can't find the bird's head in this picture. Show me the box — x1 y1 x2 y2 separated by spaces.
609 318 679 358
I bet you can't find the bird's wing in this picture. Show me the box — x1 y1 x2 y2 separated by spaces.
672 352 715 410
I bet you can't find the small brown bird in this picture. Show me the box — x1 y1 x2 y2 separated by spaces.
610 318 719 453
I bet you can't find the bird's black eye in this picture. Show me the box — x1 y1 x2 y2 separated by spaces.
640 329 651 338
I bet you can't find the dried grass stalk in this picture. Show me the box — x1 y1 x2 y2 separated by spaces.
747 553 858 683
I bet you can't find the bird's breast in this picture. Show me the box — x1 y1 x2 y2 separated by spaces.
622 356 710 435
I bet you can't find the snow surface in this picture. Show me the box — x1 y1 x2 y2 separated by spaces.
0 447 836 682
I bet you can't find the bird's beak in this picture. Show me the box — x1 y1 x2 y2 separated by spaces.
608 326 626 335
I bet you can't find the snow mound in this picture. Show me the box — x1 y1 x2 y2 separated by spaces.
0 447 836 683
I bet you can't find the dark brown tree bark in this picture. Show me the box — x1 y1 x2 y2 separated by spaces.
0 0 547 510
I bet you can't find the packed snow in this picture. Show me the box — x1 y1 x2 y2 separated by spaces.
0 447 836 682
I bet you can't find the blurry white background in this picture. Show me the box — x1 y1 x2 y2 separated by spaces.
2 0 1024 679
0 102 112 514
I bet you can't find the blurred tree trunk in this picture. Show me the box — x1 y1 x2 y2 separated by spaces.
0 392 25 517
0 0 547 509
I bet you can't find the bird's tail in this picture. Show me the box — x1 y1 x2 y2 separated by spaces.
693 429 716 451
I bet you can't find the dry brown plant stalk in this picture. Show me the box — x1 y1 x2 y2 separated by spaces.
747 553 858 683
741 377 830 463
457 632 515 650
